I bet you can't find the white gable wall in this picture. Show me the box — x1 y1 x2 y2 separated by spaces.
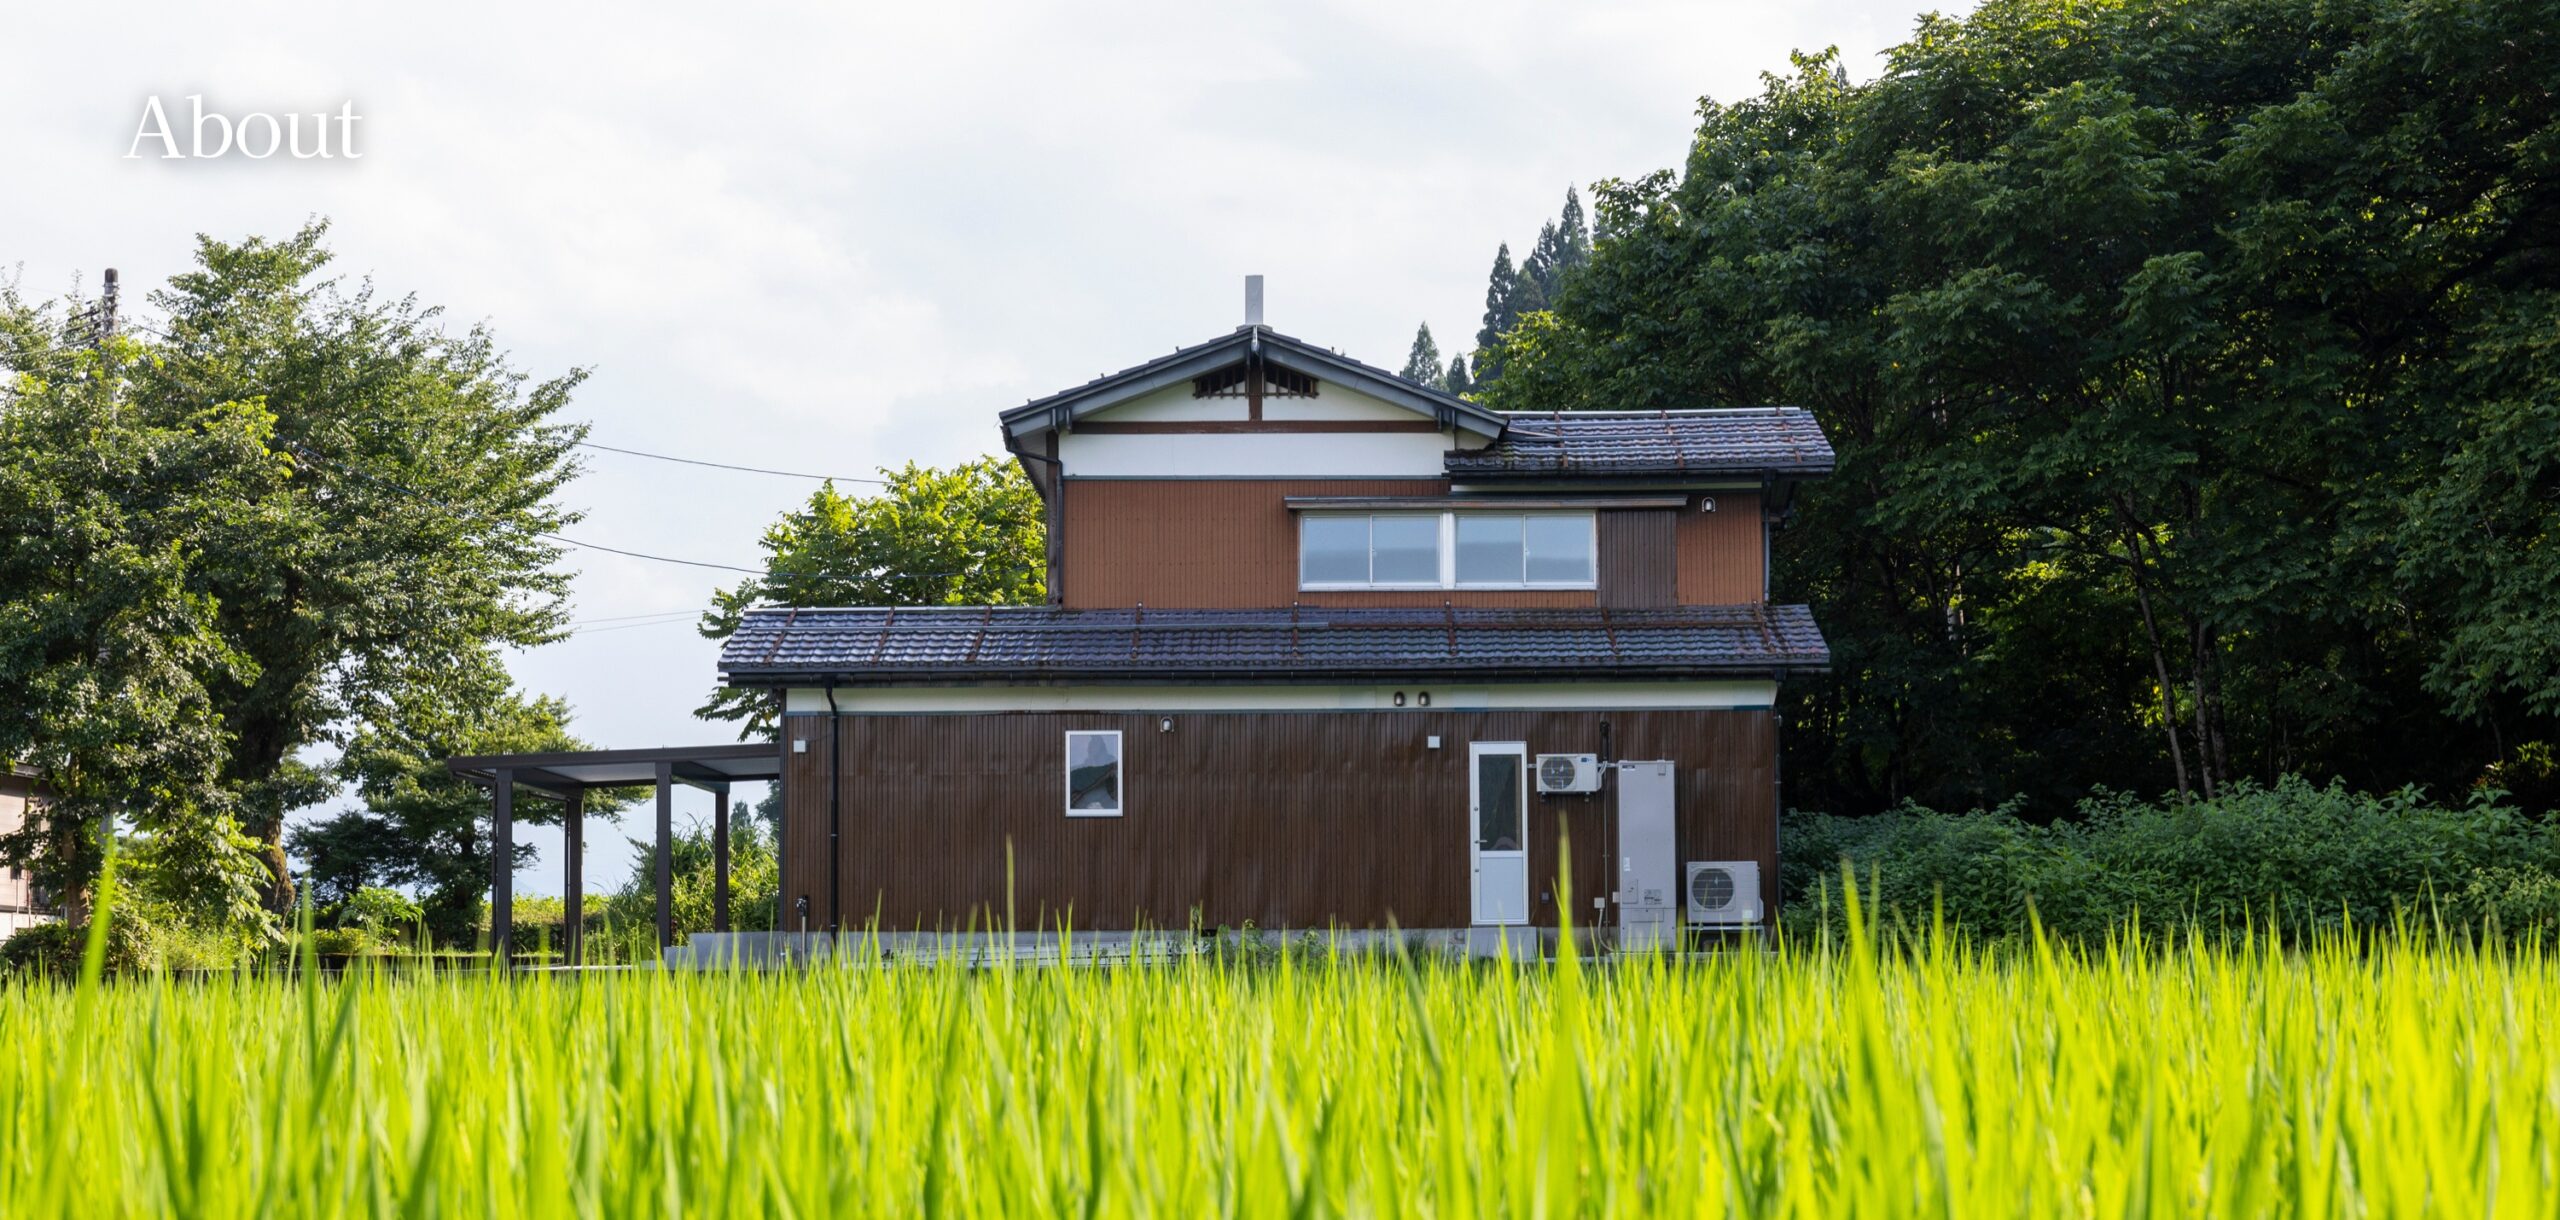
1085 382 1246 422
1060 429 1459 478
1260 381 1425 422
1064 375 1468 478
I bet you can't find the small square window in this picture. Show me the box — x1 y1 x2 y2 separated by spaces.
1065 730 1123 817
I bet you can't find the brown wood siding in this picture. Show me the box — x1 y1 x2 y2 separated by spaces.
1066 481 1767 609
1599 510 1676 608
782 708 1775 933
779 720 831 931
1060 479 1598 609
1675 492 1764 604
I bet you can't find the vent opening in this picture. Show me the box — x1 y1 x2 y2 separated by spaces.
1193 361 1315 398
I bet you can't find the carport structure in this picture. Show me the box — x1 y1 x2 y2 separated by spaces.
446 743 781 965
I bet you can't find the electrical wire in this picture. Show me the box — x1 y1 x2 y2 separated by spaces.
574 440 887 484
284 444 769 575
14 331 1021 588
567 608 703 627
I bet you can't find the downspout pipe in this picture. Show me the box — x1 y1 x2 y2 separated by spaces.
824 679 843 935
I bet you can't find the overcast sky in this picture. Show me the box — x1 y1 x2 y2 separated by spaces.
4 0 1959 897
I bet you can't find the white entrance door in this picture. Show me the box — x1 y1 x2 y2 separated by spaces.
1470 742 1530 925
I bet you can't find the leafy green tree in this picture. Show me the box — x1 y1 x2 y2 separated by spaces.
131 223 588 911
1445 354 1475 397
600 817 780 941
1399 323 1445 387
291 654 627 947
697 458 1046 733
1488 0 2560 813
0 307 271 923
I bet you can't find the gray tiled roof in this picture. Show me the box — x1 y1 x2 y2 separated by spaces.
719 604 1828 684
1448 409 1834 479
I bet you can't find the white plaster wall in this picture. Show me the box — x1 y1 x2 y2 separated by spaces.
1259 381 1424 422
1084 382 1247 422
1059 429 1458 478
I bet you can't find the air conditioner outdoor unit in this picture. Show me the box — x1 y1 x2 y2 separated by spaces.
1535 753 1601 794
1685 861 1763 926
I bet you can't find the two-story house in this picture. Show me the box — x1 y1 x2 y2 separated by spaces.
716 284 1832 949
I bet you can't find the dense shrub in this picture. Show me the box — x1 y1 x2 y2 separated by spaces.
337 886 424 938
1783 777 2559 943
2452 867 2560 938
0 917 157 978
305 926 380 958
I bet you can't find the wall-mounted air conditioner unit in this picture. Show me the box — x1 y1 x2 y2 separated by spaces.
1685 861 1763 926
1535 753 1601 794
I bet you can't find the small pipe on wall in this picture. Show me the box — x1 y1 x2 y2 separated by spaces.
825 679 844 934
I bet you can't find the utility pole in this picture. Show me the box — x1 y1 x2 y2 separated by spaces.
72 268 119 348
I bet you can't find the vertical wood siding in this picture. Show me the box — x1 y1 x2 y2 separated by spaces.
781 708 1775 933
1675 492 1765 604
1599 510 1677 608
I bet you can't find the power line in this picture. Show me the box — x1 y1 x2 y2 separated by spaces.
564 616 705 637
574 440 888 484
568 608 703 627
284 444 769 575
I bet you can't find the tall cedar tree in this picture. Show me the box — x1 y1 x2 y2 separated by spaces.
1487 0 2560 813
1400 323 1445 387
1471 189 1596 386
697 458 1046 735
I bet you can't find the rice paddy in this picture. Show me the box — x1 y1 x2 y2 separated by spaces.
2 899 2556 1217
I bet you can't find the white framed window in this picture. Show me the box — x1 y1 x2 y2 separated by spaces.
1064 730 1123 817
1299 511 1595 591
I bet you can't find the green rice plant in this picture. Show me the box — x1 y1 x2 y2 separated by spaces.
1 886 2557 1216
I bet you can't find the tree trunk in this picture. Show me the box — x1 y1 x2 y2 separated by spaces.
2114 504 2195 802
228 717 300 916
2190 620 2231 795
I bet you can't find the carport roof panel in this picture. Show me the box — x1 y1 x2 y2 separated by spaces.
444 743 779 791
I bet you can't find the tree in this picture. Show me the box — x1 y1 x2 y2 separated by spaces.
1399 323 1445 387
697 458 1046 733
1486 0 2560 814
119 223 587 913
1474 244 1521 381
1471 190 1596 386
291 653 628 946
1445 354 1475 397
0 302 273 924
1554 186 1591 275
601 817 779 940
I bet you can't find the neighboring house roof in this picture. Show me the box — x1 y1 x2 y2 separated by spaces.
1446 408 1835 480
996 326 1508 440
719 604 1828 685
